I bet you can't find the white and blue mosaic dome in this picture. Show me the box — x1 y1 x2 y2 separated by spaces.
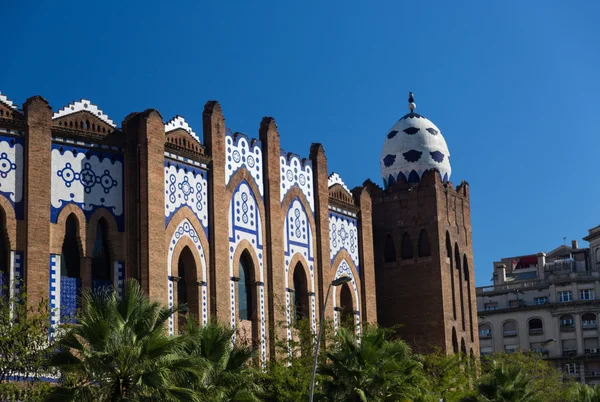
380 95 451 188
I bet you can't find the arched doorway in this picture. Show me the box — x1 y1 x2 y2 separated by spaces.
237 250 258 348
177 246 198 333
91 219 112 290
292 263 309 325
339 283 354 330
61 214 81 323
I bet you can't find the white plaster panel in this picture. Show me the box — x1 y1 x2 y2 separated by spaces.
164 162 208 229
329 212 359 268
0 138 23 205
51 148 123 218
279 153 314 211
225 133 263 196
328 172 352 197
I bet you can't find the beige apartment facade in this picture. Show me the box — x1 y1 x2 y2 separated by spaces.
477 232 600 384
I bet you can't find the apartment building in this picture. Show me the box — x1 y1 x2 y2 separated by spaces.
477 228 600 384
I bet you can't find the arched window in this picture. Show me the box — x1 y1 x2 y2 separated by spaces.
238 253 254 321
446 232 456 320
560 314 575 330
582 313 597 329
503 320 518 337
384 235 396 263
401 232 413 260
91 219 112 289
528 318 543 335
339 282 353 329
418 229 431 257
463 255 474 341
479 323 492 338
452 327 459 354
292 263 309 324
177 246 198 332
455 243 465 330
61 215 81 323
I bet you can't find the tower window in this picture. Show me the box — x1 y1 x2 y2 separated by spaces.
401 232 413 260
418 229 431 257
384 235 396 263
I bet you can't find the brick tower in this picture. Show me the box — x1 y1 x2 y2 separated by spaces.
366 93 479 356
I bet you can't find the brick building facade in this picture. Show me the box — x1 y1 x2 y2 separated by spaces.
0 89 475 359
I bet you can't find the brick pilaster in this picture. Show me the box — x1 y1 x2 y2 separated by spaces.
353 186 377 323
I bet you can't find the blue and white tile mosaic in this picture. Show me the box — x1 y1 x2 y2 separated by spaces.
49 255 60 333
164 161 208 232
113 261 125 299
51 145 124 230
167 219 208 335
228 180 266 364
279 152 314 212
225 132 263 197
329 212 360 272
332 259 361 336
0 136 24 219
283 198 316 339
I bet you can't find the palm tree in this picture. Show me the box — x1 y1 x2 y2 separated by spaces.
180 319 262 402
460 361 541 402
316 326 426 402
47 279 204 401
570 383 600 402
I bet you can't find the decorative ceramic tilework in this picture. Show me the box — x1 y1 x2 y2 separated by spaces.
225 133 263 196
332 259 361 335
164 161 208 232
0 92 17 110
279 151 314 212
51 144 124 231
49 255 60 332
61 277 80 324
380 112 451 188
283 198 317 339
53 99 116 127
327 172 352 197
165 116 201 143
329 212 360 272
0 135 24 219
113 261 124 299
228 180 266 364
167 219 208 335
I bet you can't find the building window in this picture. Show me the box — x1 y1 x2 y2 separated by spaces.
584 337 599 355
534 297 548 305
418 229 431 257
292 263 309 324
581 289 595 301
503 320 518 337
528 318 543 335
562 339 577 357
400 232 413 260
480 347 493 356
484 302 498 311
238 254 253 321
560 315 575 331
582 313 598 329
479 324 492 339
91 219 112 290
504 344 518 354
564 363 579 376
558 291 572 303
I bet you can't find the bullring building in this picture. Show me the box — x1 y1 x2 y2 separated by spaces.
0 90 477 359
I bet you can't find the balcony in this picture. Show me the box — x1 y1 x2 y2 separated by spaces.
531 348 550 357
479 331 492 339
529 328 544 336
503 330 518 338
587 371 600 378
562 349 578 357
583 321 598 330
561 324 576 332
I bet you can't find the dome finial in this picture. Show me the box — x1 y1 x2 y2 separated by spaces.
408 92 416 112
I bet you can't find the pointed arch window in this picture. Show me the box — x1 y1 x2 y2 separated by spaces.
177 246 198 332
238 253 254 321
293 263 309 324
418 229 431 257
446 232 456 320
401 232 413 260
340 283 354 329
91 219 112 290
61 215 81 323
384 235 396 263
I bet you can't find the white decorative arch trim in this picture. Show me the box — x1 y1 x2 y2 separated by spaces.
332 259 361 336
165 115 201 144
53 99 116 128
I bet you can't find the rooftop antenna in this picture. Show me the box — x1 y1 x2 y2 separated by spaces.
408 92 416 112
563 236 566 246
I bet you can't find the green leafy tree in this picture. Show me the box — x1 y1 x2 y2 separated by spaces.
570 383 600 402
418 350 475 402
316 325 426 402
47 279 204 401
180 319 262 402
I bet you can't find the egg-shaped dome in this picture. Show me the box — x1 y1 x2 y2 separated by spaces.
380 106 451 188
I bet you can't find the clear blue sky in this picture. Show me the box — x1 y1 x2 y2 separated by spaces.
3 1 599 286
